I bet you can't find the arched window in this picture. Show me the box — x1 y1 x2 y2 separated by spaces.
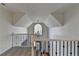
34 24 42 35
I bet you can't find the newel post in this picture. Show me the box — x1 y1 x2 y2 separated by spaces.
31 35 35 56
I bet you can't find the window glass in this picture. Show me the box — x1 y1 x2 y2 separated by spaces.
34 24 42 35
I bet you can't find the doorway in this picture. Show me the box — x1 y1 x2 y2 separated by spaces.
35 41 41 55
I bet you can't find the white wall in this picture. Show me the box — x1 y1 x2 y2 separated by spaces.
49 6 79 55
0 5 28 54
50 4 79 40
12 26 27 34
0 5 13 54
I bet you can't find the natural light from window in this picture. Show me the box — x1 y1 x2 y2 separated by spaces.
34 24 42 35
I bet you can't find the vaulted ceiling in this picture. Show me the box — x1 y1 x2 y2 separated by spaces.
0 3 73 28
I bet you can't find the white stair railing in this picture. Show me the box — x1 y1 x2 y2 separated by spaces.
12 33 32 47
33 39 79 56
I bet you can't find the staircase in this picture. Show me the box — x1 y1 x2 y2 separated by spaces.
21 39 27 46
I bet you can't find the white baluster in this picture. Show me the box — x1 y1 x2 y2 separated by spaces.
57 41 59 56
61 41 63 56
64 41 67 56
53 41 56 56
75 41 78 56
49 41 52 56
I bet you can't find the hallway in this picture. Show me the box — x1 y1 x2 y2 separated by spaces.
0 3 79 56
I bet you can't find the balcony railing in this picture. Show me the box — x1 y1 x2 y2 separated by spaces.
32 38 79 56
12 33 79 56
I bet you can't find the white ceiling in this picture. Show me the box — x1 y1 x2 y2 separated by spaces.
1 3 73 28
5 3 72 16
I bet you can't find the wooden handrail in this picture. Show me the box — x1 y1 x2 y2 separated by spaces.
34 39 79 41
